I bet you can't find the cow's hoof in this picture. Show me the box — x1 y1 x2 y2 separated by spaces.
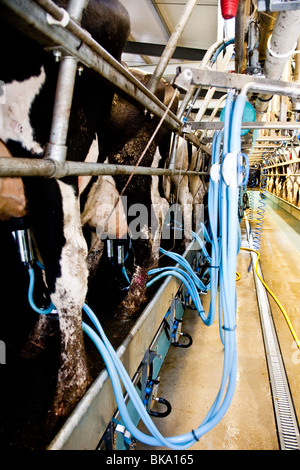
19 315 60 359
54 379 91 417
113 302 139 321
113 308 136 321
42 410 66 444
52 366 92 418
19 340 46 359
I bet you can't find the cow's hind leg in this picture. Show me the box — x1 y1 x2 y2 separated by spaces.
25 178 91 417
20 314 59 358
50 181 91 417
114 195 157 320
114 236 153 320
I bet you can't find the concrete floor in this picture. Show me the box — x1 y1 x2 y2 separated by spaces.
258 201 300 430
136 198 300 451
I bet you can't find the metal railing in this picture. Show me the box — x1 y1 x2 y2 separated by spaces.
0 0 202 179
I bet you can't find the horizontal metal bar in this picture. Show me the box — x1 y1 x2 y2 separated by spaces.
265 158 300 168
0 0 182 132
0 157 208 178
255 136 295 141
184 121 300 131
264 173 300 176
257 0 300 12
124 41 206 61
174 67 300 97
252 144 283 148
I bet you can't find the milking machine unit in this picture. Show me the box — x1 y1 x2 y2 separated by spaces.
84 81 248 446
9 216 55 315
10 216 35 266
6 74 250 452
106 238 132 288
8 87 247 450
47 79 247 449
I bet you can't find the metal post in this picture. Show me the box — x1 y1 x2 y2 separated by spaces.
66 0 87 21
44 0 89 165
44 55 78 163
168 133 180 172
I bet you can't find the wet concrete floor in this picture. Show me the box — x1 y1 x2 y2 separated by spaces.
136 199 300 450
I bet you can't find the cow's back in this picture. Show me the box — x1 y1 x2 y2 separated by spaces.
0 0 130 164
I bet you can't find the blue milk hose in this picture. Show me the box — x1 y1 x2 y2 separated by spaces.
24 90 246 449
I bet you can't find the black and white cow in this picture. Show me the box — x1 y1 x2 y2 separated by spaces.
82 67 179 320
161 137 208 245
0 140 28 220
286 149 300 206
0 0 130 417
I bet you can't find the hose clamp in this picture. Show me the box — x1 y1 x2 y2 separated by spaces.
222 152 247 187
222 152 238 187
47 8 70 28
210 163 220 182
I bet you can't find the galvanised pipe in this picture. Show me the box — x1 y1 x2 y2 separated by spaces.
0 157 209 179
147 0 199 94
0 0 183 133
255 10 300 116
44 0 88 164
44 55 78 164
186 121 300 131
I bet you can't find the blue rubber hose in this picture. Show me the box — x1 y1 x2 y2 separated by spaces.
27 266 55 314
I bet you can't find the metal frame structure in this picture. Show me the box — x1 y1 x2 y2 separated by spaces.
0 0 206 450
0 0 202 179
2 0 300 180
2 0 300 451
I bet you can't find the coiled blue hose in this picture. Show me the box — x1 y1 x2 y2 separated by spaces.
251 157 267 250
247 166 257 221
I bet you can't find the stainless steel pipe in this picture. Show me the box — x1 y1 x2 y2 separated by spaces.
147 0 198 94
0 157 208 179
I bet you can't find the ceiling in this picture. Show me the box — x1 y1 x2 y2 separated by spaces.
120 0 228 72
118 1 300 164
119 0 233 118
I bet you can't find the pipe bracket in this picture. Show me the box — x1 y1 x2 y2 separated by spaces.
44 143 68 178
267 36 297 61
46 8 70 28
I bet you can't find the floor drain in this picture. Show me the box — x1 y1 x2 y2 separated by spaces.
245 220 300 450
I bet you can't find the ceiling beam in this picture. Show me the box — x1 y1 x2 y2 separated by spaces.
145 0 171 39
124 41 207 61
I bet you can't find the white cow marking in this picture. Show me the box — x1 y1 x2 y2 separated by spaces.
0 67 46 154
